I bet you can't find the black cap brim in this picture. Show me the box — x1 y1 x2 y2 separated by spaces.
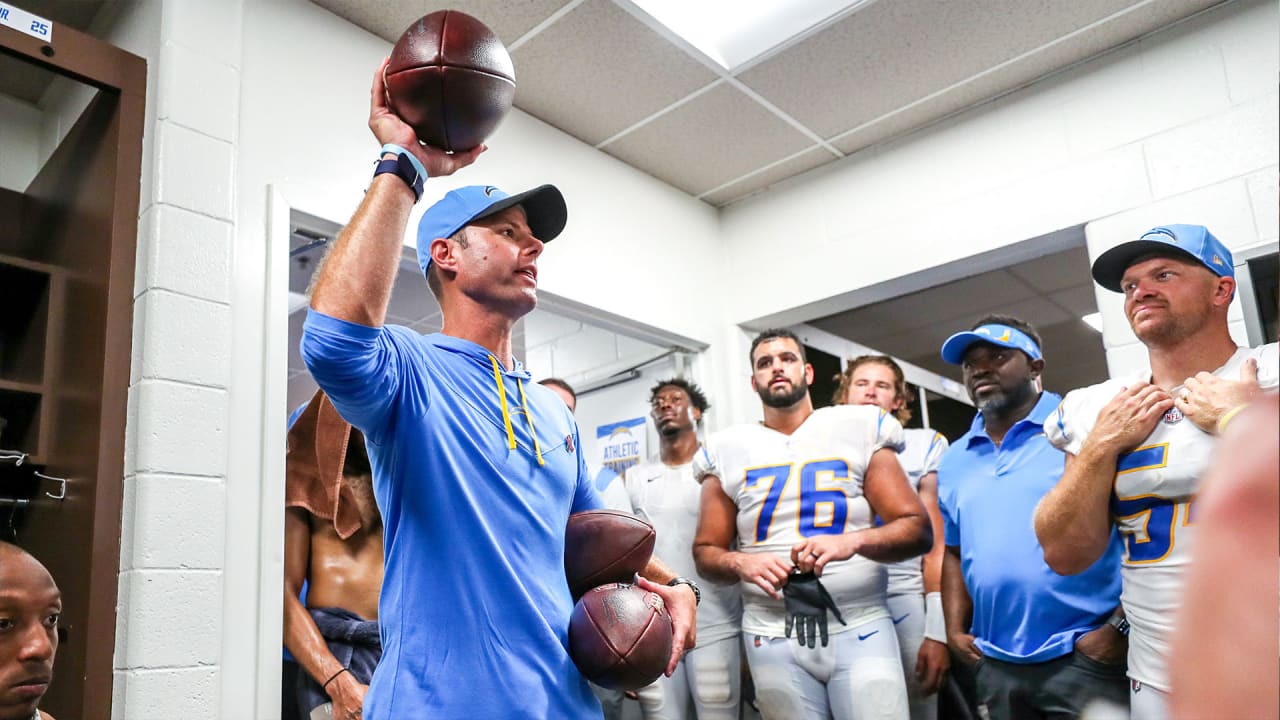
1091 240 1200 293
472 184 567 243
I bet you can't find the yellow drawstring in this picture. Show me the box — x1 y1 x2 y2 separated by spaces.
490 356 545 465
490 355 517 451
517 378 545 466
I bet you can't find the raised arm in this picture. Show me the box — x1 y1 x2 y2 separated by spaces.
1034 383 1173 575
309 59 483 327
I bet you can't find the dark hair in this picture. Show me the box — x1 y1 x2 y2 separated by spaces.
649 378 710 413
749 328 806 365
972 314 1043 353
343 428 372 478
833 355 914 424
538 378 577 403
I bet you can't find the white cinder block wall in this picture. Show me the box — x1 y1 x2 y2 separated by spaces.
718 0 1277 385
103 1 242 718
0 0 1256 716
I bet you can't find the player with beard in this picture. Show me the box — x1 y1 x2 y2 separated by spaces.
1034 225 1278 718
693 329 932 720
624 379 742 719
936 316 1126 720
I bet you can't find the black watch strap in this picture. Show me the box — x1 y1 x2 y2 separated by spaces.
667 576 701 606
373 153 424 202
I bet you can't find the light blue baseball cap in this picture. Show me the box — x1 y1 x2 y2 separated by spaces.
941 323 1043 365
1091 224 1234 293
416 184 567 277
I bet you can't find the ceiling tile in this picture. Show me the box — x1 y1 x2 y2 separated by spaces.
1048 284 1100 316
703 146 839 206
510 0 719 145
830 0 1223 155
601 82 816 195
310 0 571 45
739 0 1147 140
1006 245 1092 292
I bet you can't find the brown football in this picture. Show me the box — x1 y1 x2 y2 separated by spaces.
564 510 656 600
384 10 515 152
568 583 673 691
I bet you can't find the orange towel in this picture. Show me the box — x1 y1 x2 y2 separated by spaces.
285 391 364 539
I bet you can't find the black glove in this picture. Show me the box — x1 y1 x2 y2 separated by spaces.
783 571 846 648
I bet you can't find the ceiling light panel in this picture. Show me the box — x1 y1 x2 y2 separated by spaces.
622 0 877 71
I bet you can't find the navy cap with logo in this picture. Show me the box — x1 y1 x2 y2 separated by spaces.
1091 224 1234 293
416 184 568 277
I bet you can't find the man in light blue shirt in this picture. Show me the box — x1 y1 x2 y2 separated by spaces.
301 61 698 719
936 315 1126 719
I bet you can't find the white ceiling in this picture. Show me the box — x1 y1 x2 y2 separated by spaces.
310 0 1229 206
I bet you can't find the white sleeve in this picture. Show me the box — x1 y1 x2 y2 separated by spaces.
691 442 719 482
921 431 949 475
1045 392 1086 456
598 469 633 513
873 409 905 454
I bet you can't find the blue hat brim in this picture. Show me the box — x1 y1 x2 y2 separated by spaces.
470 184 567 244
940 331 1036 364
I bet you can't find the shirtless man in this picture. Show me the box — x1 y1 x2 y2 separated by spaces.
0 542 59 720
284 393 383 720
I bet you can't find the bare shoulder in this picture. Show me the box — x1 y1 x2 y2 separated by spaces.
41 711 58 720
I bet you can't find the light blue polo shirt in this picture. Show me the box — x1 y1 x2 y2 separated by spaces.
937 391 1122 664
301 309 603 719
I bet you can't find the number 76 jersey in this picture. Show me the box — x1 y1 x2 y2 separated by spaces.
694 405 905 638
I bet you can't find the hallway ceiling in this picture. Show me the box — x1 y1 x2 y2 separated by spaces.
310 0 1228 206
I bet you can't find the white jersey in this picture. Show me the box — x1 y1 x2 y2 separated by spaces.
694 405 905 639
1046 343 1278 691
885 428 949 597
623 458 743 645
593 464 634 513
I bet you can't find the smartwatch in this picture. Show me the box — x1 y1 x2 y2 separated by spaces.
667 577 701 606
1107 613 1130 637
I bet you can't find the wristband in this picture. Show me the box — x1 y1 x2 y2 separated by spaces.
923 592 946 643
380 143 428 181
1216 403 1249 435
322 667 349 690
373 153 424 202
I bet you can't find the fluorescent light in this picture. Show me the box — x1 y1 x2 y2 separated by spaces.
625 0 876 71
1081 312 1103 333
